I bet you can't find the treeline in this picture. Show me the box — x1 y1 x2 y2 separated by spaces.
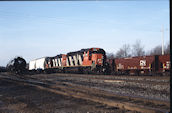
107 40 170 59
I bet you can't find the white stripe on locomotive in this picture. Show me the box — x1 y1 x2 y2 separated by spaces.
69 56 74 66
55 59 58 67
52 59 56 67
48 61 51 67
66 58 69 66
58 58 61 66
78 55 83 65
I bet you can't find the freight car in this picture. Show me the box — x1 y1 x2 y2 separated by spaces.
29 57 49 73
107 54 170 75
29 48 107 74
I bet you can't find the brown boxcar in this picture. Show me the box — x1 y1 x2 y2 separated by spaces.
113 54 170 75
114 56 157 75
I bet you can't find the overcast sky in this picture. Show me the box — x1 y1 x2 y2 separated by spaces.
0 1 169 66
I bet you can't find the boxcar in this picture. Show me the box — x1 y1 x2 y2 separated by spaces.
112 54 170 75
114 56 156 75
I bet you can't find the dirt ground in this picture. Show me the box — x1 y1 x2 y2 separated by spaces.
0 72 170 113
0 78 129 113
29 73 170 102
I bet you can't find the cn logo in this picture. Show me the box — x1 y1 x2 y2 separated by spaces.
140 60 146 66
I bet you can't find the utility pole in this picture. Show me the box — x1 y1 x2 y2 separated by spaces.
160 25 164 55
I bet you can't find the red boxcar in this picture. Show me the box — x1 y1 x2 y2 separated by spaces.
113 54 170 75
115 56 156 74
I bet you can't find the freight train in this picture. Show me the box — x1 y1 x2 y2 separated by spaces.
28 48 170 75
29 48 107 74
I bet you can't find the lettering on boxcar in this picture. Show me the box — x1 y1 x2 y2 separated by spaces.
140 60 146 67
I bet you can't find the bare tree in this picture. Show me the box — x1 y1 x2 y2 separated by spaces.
132 40 145 57
106 52 115 59
147 43 169 56
115 49 125 58
149 45 162 55
115 44 131 58
165 42 170 54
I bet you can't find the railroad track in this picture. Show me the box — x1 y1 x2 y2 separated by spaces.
0 73 170 113
32 73 170 85
31 73 170 102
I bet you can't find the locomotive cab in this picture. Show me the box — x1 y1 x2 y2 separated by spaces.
91 48 105 66
82 48 106 73
83 48 105 65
